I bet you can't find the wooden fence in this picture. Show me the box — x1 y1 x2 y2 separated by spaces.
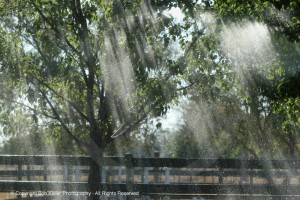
1 154 300 199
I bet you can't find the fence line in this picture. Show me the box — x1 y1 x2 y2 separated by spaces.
1 154 300 199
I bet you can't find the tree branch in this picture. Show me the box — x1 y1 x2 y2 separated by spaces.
176 82 195 91
111 112 148 138
11 100 57 120
41 90 90 148
29 0 89 85
26 73 90 123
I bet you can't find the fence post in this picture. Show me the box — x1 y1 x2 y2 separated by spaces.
44 165 48 181
143 167 149 184
125 153 134 200
165 168 170 184
102 167 107 183
75 165 81 182
26 165 31 181
63 163 71 200
164 168 170 200
154 151 160 183
219 167 223 184
118 167 123 183
249 155 254 184
63 164 68 182
118 167 124 200
190 168 193 183
18 165 22 181
17 165 22 198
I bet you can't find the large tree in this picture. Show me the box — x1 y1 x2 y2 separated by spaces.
1 0 300 197
0 0 181 198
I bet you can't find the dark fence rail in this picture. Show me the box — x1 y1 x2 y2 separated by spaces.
1 154 300 199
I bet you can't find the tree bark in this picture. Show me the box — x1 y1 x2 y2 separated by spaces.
88 143 103 200
88 159 102 200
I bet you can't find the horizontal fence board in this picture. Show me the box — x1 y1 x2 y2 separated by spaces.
2 181 300 196
136 184 300 195
4 169 298 180
7 195 300 200
0 155 125 166
132 158 300 169
0 169 91 177
0 155 90 166
0 181 129 192
1 155 300 169
145 194 300 200
0 180 88 191
79 168 300 178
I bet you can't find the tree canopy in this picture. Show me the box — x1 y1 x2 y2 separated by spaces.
0 0 182 197
1 0 300 198
150 0 300 159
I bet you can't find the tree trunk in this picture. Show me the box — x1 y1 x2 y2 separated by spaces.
88 142 104 200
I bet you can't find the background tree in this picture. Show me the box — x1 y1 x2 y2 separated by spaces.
214 0 300 42
212 0 300 157
152 0 300 159
213 0 300 97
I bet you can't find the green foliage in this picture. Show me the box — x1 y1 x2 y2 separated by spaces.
156 0 300 159
278 72 300 98
171 126 204 158
0 0 183 159
214 0 266 19
0 0 300 162
214 0 300 41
